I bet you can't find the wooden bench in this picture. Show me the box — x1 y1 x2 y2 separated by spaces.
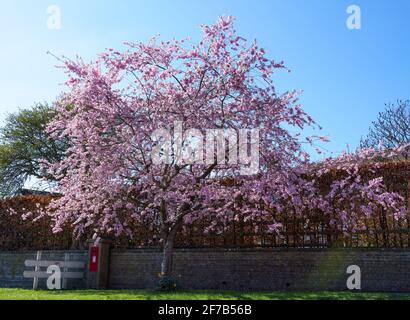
23 251 85 289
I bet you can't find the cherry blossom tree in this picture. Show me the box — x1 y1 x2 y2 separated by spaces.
44 16 406 281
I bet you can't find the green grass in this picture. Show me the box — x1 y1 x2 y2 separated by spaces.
1 288 410 300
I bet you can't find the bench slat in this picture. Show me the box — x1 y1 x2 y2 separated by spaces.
23 271 84 279
24 260 85 269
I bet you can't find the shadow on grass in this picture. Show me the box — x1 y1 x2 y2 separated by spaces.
1 289 410 300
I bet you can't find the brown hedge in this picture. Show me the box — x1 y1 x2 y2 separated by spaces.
0 195 75 250
2 160 410 250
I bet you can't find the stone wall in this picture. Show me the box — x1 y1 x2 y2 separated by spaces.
1 248 410 292
108 248 410 292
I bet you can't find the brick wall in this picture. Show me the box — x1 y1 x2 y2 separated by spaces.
0 250 87 289
108 248 410 292
1 248 410 292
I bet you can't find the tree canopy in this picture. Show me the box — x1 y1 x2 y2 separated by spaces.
0 103 67 196
361 100 410 150
42 16 406 280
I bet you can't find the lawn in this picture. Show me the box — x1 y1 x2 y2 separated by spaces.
1 289 410 300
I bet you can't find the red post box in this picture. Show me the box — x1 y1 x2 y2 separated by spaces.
89 246 99 272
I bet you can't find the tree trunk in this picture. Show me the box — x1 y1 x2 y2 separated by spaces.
160 221 181 278
161 235 175 277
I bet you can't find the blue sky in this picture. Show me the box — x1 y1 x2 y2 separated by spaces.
0 0 409 157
